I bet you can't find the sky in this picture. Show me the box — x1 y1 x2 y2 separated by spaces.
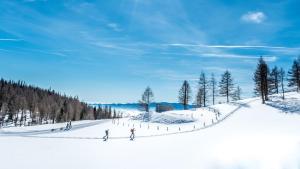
0 0 300 103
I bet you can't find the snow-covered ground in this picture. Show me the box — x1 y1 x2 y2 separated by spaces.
0 93 300 169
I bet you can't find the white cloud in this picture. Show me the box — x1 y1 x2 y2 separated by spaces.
241 11 266 24
107 23 122 32
0 38 22 41
165 43 300 50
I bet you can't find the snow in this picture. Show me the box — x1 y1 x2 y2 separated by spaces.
0 93 300 169
266 92 300 113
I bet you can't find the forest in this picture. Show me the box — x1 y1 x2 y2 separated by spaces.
0 79 115 127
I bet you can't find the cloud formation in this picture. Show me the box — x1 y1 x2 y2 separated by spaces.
0 38 22 41
241 11 266 23
107 23 122 32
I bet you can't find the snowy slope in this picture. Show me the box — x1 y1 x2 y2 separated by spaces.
0 93 299 169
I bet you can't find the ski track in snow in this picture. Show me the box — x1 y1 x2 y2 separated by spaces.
0 121 105 136
0 99 258 140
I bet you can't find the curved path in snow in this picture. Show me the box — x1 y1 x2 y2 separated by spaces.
2 99 258 140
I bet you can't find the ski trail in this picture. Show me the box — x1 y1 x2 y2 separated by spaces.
5 99 257 140
0 121 106 136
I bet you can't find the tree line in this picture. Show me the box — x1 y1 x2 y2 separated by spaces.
140 55 300 111
0 79 115 127
254 56 300 103
178 70 240 109
140 70 241 111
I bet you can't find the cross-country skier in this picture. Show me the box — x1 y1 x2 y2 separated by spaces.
68 120 72 129
65 122 69 130
103 129 109 141
130 128 135 140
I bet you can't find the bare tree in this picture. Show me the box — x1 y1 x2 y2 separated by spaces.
232 86 242 101
279 68 285 100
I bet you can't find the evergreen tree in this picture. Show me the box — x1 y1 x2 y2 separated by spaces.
140 86 154 112
197 72 208 107
287 56 300 92
269 66 280 94
210 73 217 105
253 56 270 104
0 78 98 126
219 70 234 103
179 80 191 110
196 87 203 107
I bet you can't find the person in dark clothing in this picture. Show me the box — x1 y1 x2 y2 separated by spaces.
65 122 69 130
130 128 135 140
103 129 109 141
68 120 72 129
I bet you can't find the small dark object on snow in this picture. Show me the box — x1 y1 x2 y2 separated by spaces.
130 128 135 140
103 129 109 141
65 120 72 130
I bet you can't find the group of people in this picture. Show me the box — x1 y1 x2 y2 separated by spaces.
103 128 135 141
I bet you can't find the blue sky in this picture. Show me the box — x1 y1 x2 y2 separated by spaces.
0 0 300 103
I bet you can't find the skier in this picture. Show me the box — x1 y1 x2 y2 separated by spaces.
65 122 69 130
103 129 109 141
68 120 72 129
130 128 135 140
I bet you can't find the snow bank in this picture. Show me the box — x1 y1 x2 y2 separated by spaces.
267 92 300 114
0 92 300 169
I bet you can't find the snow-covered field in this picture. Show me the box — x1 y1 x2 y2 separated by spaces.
0 93 300 169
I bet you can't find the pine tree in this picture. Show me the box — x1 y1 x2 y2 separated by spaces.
269 66 280 94
196 87 203 107
287 56 300 92
219 70 234 103
253 56 270 104
179 80 191 110
198 72 208 107
210 73 217 105
140 86 154 112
